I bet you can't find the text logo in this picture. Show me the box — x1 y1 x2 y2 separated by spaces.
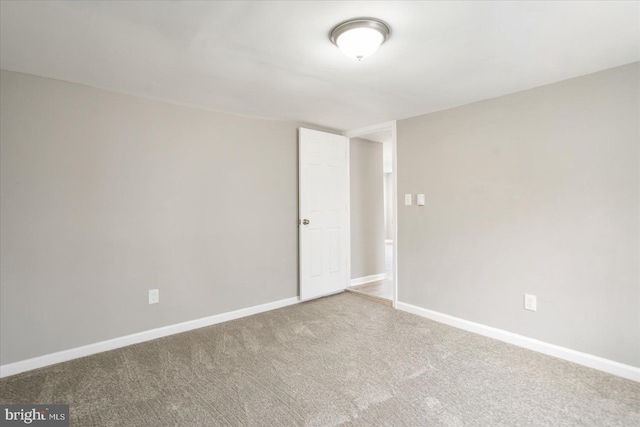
1 405 68 426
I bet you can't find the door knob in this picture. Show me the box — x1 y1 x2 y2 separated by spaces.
302 219 310 225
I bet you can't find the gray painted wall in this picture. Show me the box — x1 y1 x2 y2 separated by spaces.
0 70 303 364
397 63 639 367
384 173 394 241
350 138 385 279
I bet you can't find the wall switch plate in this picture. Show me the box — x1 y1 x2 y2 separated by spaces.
404 194 412 206
524 293 536 311
417 194 425 206
149 289 159 305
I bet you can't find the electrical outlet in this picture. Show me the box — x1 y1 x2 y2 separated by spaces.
524 293 536 312
149 289 159 305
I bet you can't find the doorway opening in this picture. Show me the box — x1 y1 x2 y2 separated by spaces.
343 122 397 307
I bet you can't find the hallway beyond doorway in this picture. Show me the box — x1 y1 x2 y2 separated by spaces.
347 242 393 303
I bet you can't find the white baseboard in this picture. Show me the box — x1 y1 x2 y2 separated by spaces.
397 301 640 382
350 273 386 287
0 296 300 378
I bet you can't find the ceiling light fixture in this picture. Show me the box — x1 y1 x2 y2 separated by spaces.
330 18 390 61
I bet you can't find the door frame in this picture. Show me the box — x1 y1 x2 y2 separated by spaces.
343 121 398 308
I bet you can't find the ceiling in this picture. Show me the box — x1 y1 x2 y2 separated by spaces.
1 1 638 131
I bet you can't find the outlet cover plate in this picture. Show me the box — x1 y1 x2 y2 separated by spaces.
149 289 159 305
524 293 536 311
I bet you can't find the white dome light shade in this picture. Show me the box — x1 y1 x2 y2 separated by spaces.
335 28 384 60
330 19 390 61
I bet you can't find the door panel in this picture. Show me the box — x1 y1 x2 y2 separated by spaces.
299 128 348 301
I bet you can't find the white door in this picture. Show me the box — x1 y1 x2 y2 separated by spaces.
299 128 349 301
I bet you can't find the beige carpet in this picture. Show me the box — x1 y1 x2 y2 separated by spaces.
1 292 638 426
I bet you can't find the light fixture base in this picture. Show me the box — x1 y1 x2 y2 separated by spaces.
330 18 391 46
